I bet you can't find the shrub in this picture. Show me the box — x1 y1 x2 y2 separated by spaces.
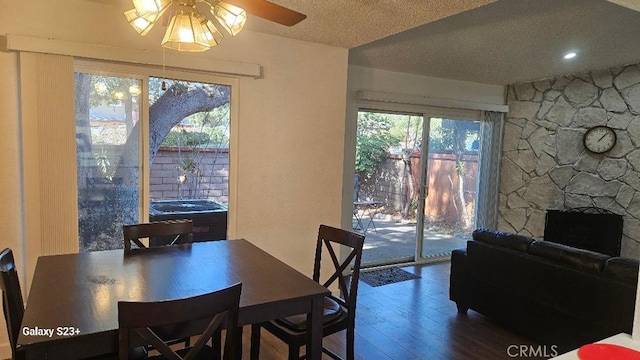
162 131 210 147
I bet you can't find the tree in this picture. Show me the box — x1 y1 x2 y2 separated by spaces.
441 119 479 230
355 112 402 175
74 74 230 250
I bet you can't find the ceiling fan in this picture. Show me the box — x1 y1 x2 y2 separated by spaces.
222 0 306 27
125 0 307 51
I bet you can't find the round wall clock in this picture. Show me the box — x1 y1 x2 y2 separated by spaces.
583 125 617 154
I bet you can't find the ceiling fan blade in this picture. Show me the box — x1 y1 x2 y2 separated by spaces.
224 0 307 26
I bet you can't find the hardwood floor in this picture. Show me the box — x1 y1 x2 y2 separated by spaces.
245 261 552 360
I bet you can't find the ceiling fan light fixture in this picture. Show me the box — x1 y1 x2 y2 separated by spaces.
162 7 214 52
132 0 171 14
125 0 305 51
201 18 224 47
124 8 161 35
212 1 247 36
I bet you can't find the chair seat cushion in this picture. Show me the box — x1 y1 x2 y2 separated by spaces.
275 296 346 331
97 346 148 360
147 344 218 360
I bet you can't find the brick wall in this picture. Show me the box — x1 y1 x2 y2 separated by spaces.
150 146 229 204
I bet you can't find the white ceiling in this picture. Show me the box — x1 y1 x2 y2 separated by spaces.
101 0 640 86
246 0 640 86
244 0 497 48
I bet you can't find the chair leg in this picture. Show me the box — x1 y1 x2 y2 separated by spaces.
288 344 300 360
250 324 261 360
213 328 222 356
347 326 355 360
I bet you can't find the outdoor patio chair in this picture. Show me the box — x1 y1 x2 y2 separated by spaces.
250 224 365 360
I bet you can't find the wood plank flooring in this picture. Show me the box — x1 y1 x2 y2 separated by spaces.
245 261 553 360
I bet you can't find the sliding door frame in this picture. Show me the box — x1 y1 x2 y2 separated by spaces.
75 59 240 245
355 100 483 265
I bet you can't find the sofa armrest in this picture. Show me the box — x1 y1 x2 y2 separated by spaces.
450 247 470 313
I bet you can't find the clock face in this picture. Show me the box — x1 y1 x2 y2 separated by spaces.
583 126 616 154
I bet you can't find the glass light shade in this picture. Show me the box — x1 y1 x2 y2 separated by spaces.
162 9 218 52
132 0 171 14
124 8 161 35
212 2 247 36
128 85 141 96
200 19 224 47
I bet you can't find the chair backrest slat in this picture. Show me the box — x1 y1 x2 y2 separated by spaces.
123 220 194 250
313 225 365 315
0 248 25 360
118 282 241 360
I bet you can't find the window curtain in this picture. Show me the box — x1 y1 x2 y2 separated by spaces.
475 110 505 229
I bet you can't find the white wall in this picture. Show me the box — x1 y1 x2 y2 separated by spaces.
347 65 507 105
0 47 24 360
0 1 348 357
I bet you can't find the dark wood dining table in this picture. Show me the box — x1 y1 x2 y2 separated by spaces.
16 239 330 360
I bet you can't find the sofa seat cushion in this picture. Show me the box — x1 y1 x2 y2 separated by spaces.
472 228 534 252
528 240 610 272
603 257 640 284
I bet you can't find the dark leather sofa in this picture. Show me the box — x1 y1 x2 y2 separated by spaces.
449 228 639 352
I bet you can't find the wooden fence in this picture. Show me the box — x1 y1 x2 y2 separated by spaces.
357 152 478 228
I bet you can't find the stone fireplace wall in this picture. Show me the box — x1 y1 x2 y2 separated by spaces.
499 63 640 257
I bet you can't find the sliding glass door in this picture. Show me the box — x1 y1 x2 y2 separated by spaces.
75 73 142 251
417 117 480 260
354 111 422 264
74 62 234 251
355 110 484 266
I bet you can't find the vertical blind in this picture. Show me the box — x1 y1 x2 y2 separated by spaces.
20 52 79 277
475 110 505 229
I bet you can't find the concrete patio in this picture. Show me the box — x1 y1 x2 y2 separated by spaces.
353 217 470 265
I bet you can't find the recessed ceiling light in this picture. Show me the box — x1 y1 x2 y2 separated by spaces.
563 52 577 59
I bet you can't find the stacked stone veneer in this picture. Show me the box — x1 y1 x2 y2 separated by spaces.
500 63 640 257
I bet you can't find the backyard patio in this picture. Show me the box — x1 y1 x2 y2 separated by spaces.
353 215 470 265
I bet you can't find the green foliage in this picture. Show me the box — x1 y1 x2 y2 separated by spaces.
88 75 141 107
162 131 210 147
94 149 112 180
186 105 230 147
356 112 402 174
428 118 455 152
179 158 197 174
387 114 423 150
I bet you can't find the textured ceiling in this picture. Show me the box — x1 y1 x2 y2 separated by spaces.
246 0 640 85
244 0 497 48
95 0 640 86
348 0 640 85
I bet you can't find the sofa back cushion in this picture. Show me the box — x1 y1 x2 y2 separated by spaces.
528 240 610 273
472 228 534 253
603 257 640 284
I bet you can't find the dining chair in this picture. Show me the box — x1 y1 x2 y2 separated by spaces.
250 224 365 360
1 248 148 360
122 219 196 349
123 219 194 250
118 282 242 360
1 248 25 360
